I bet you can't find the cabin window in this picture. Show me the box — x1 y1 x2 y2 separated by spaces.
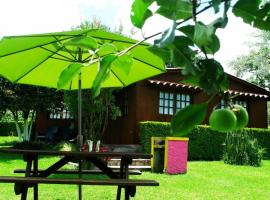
234 100 247 109
220 99 248 109
176 94 191 112
159 92 174 115
159 92 191 115
220 99 226 109
49 108 73 120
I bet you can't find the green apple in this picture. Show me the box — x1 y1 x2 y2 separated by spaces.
209 108 237 132
232 104 249 130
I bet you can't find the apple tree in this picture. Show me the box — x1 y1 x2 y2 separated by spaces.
129 0 270 134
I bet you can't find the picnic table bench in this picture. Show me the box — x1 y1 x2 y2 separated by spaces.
0 176 158 199
0 148 159 200
13 168 142 175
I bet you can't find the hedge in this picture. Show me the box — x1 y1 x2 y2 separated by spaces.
139 121 270 160
0 122 21 136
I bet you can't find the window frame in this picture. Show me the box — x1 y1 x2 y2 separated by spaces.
158 91 192 116
220 99 248 110
48 108 73 120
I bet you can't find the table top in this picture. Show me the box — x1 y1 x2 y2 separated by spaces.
0 148 152 158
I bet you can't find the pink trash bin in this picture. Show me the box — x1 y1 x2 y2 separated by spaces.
164 137 189 174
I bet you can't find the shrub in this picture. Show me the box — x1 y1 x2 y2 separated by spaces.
223 131 265 166
0 122 23 136
139 121 270 160
188 125 225 160
139 121 172 154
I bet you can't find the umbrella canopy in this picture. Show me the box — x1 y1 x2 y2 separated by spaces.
0 29 165 89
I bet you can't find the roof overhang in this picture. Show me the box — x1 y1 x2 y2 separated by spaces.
148 79 270 100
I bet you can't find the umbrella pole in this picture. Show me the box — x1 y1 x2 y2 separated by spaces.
77 49 83 200
78 72 83 150
77 47 83 150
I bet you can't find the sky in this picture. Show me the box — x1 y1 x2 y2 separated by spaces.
0 0 258 73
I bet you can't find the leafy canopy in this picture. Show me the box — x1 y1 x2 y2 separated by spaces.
229 30 270 123
0 77 63 116
230 31 270 90
130 0 270 136
57 1 270 136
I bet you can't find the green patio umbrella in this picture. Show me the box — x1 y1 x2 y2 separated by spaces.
0 29 165 200
0 29 165 89
0 28 165 147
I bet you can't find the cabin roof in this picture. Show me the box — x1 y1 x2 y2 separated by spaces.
147 68 270 100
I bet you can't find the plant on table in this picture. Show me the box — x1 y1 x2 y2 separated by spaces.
65 89 121 143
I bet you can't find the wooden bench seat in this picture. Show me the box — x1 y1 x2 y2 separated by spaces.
14 169 142 175
0 176 159 186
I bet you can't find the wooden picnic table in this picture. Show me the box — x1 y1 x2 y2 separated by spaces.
0 148 159 200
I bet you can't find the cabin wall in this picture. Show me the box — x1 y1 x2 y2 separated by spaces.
94 81 270 144
34 69 270 144
193 92 212 124
35 112 73 135
249 100 268 128
103 86 137 144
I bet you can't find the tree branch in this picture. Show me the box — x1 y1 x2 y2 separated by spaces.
86 0 226 66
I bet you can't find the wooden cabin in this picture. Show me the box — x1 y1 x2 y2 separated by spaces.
102 68 270 144
35 68 270 144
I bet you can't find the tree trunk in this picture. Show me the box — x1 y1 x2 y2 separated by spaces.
12 110 36 142
14 120 23 142
101 107 109 140
12 111 23 142
24 119 29 141
24 110 36 142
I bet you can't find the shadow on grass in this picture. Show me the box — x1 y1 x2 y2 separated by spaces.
0 152 21 162
49 173 108 180
0 141 19 147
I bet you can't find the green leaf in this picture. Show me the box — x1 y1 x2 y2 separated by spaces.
210 17 228 29
148 46 171 64
92 55 117 97
156 0 192 20
179 22 220 55
57 63 83 89
171 36 195 67
181 62 200 77
154 20 176 48
171 103 208 137
97 43 118 56
183 59 229 95
181 74 200 86
212 0 221 13
233 0 270 31
150 35 195 68
179 16 228 54
64 36 98 50
219 73 229 92
179 25 194 39
131 0 154 28
194 22 220 54
112 54 133 75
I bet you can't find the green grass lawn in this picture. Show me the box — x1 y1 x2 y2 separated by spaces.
0 136 270 199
